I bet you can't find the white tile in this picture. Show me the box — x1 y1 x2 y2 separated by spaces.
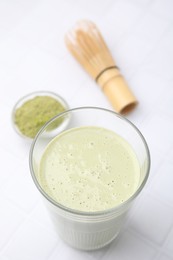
148 149 164 178
38 30 66 60
1 74 43 107
13 2 59 44
0 1 33 32
151 161 173 206
0 69 10 89
48 240 92 260
49 239 109 260
30 202 57 235
7 0 41 8
0 255 11 260
129 71 170 108
128 194 173 244
0 197 25 249
113 34 152 78
0 34 31 69
0 102 31 160
167 146 173 164
103 1 144 47
158 85 173 118
41 4 81 49
129 0 153 5
0 27 9 42
45 0 102 38
165 225 173 255
13 2 76 45
141 27 173 80
157 253 173 260
150 0 173 21
129 71 166 105
104 230 156 260
42 57 89 103
132 11 170 44
140 114 173 157
0 147 22 189
5 219 58 260
69 80 112 109
14 48 59 89
69 0 114 16
126 72 168 125
1 162 40 213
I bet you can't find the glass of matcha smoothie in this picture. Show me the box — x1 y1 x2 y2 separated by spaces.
29 107 150 250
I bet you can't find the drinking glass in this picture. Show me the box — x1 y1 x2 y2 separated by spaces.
29 107 150 250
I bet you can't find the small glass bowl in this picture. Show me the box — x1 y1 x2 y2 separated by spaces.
12 91 69 140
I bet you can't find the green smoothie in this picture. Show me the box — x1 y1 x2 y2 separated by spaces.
39 126 140 212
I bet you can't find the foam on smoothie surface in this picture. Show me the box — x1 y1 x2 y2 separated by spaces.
39 126 140 212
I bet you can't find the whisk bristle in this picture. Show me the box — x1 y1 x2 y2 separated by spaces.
65 20 137 114
65 20 115 79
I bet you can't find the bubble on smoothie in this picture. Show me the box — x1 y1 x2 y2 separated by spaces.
39 126 140 212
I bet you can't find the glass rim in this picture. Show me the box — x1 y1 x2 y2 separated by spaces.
29 106 150 217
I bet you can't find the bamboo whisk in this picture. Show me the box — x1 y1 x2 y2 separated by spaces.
65 20 137 114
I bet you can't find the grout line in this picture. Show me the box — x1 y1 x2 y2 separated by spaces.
146 189 173 212
0 199 58 256
128 227 160 253
47 242 61 260
128 227 173 259
0 203 27 255
126 189 173 255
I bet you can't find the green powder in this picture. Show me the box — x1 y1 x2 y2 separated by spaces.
14 96 66 138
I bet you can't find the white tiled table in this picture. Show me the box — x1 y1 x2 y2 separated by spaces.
0 0 173 259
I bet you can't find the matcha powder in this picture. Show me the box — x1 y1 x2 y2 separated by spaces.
14 96 66 138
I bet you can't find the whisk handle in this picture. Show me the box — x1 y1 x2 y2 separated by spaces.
97 68 137 114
